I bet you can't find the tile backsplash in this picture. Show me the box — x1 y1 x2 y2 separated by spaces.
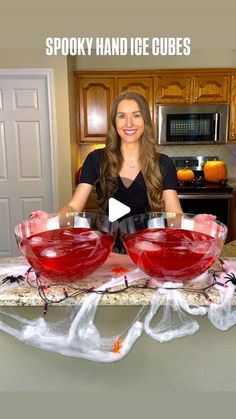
79 143 236 180
158 143 236 180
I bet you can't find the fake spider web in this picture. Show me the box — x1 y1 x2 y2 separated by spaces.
0 255 236 362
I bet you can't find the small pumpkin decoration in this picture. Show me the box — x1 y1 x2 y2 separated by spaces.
177 168 194 183
204 160 228 183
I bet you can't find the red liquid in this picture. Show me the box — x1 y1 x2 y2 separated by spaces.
20 228 115 281
123 228 222 282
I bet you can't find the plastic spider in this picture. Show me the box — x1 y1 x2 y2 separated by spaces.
224 272 236 286
2 275 24 284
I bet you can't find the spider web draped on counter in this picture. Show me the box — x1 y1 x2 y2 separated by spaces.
0 254 236 362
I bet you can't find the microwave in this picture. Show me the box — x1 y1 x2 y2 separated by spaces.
157 104 229 145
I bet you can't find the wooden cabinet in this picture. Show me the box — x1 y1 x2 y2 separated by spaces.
156 75 192 104
156 74 229 104
75 73 154 143
117 76 154 119
76 77 116 142
193 75 229 103
75 69 236 144
229 76 236 141
85 190 98 211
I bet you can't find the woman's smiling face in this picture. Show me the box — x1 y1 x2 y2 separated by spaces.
115 99 145 143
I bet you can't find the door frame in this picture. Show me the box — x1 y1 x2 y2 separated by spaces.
0 68 59 210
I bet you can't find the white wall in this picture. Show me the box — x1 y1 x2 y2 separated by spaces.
0 49 75 208
76 49 236 70
1 48 235 201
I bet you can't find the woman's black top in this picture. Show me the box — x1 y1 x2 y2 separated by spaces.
79 148 177 216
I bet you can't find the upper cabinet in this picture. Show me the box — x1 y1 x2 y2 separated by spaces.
75 69 236 144
76 76 116 142
156 74 229 104
229 76 236 141
193 75 229 103
116 76 154 119
156 76 192 104
75 72 154 142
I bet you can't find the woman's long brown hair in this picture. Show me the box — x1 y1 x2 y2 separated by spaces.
98 91 163 212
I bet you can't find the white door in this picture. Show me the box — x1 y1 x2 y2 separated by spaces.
0 71 58 257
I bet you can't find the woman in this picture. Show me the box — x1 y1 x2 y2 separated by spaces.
60 91 182 216
30 92 219 252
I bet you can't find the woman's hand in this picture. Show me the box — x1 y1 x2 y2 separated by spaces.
193 213 227 238
29 210 49 219
27 210 49 236
193 214 216 223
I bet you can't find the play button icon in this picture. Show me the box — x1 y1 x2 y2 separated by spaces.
108 198 131 222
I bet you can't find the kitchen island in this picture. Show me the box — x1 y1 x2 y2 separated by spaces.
0 243 236 391
220 239 236 257
0 241 235 307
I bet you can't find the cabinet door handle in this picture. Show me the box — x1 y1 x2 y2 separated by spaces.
185 96 189 100
214 113 219 142
195 96 198 100
231 124 235 137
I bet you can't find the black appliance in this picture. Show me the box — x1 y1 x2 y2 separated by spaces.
171 156 233 242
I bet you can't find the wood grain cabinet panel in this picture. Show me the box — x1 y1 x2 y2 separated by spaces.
229 76 236 141
77 77 116 142
75 70 236 144
117 77 154 118
193 75 229 103
156 76 192 104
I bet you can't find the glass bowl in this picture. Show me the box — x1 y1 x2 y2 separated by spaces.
119 212 227 282
15 212 118 282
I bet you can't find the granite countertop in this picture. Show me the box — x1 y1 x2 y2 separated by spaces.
0 244 235 308
0 253 156 307
220 240 236 258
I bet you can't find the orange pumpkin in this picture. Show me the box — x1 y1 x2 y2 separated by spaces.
204 160 228 183
177 168 194 182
